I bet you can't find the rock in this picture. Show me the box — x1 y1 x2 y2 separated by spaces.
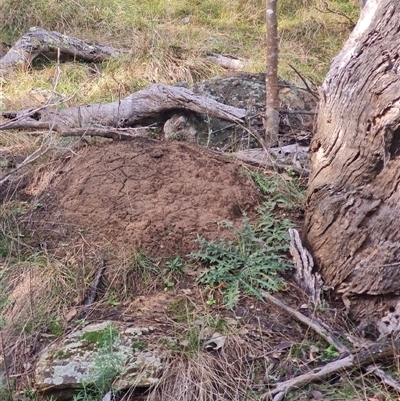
192 73 317 150
35 321 162 397
163 112 199 143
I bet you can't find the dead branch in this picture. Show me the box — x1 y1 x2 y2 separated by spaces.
231 147 310 176
0 27 122 72
279 109 316 115
261 290 400 399
1 84 246 131
56 127 155 140
261 338 400 401
206 53 247 71
265 0 280 145
366 365 400 393
261 290 349 354
315 2 356 28
288 64 319 100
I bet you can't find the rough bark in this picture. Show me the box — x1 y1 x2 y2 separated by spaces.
0 27 121 72
305 0 400 321
1 84 246 131
265 0 280 145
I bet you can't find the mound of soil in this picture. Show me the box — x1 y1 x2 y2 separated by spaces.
32 138 261 257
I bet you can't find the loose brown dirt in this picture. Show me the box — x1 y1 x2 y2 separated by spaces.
30 137 261 257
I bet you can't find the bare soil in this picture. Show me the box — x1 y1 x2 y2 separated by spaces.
29 137 261 257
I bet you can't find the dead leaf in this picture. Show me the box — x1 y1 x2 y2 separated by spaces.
309 344 319 361
23 362 31 371
275 340 293 350
310 389 323 400
204 332 226 350
65 307 77 322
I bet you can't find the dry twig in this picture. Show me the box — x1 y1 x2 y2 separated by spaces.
261 290 349 354
260 290 400 399
261 338 400 401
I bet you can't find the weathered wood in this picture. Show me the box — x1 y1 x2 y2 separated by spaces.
231 146 310 175
264 337 400 401
289 228 323 305
0 27 121 72
261 290 349 354
366 365 400 393
1 84 247 131
304 0 400 320
261 289 400 400
206 53 246 71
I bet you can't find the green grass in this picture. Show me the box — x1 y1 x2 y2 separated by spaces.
73 324 124 401
251 170 306 209
0 0 359 115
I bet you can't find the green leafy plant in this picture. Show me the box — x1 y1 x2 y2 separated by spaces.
163 278 175 291
191 205 292 310
321 344 340 361
251 171 306 210
165 256 185 276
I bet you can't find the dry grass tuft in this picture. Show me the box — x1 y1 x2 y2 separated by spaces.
148 334 265 401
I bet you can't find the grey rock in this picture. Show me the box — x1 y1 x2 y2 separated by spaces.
35 321 162 396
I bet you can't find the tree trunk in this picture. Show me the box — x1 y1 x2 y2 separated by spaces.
265 0 280 145
305 0 400 321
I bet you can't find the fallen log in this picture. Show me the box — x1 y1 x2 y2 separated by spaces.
230 146 310 176
0 27 121 72
1 84 247 131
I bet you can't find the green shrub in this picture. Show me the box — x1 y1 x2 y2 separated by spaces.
191 204 292 309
